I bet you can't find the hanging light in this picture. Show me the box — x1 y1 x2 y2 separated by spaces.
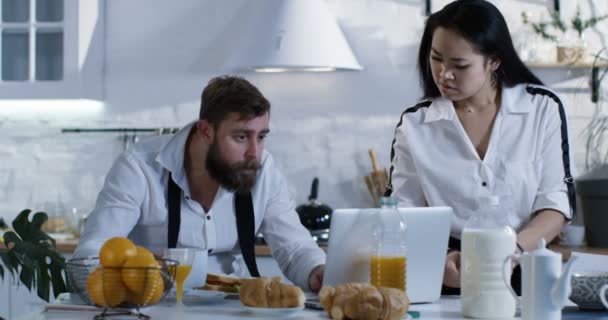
239 0 362 73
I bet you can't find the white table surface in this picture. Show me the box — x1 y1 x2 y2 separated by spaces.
13 294 608 320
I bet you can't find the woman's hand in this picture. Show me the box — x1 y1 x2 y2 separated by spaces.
443 251 461 288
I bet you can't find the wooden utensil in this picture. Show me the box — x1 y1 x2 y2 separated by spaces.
365 149 389 207
364 175 379 207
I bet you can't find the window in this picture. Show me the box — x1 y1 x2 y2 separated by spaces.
0 0 104 100
1 0 64 82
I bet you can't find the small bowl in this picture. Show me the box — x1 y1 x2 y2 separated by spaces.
570 271 608 310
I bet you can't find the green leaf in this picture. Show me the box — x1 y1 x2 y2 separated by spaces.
4 230 23 248
2 209 69 302
36 262 50 303
29 212 55 247
0 250 6 280
1 248 19 277
0 252 19 282
549 11 567 32
19 264 34 292
49 259 67 297
12 209 33 240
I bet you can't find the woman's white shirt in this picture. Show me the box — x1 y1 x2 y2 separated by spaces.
388 84 573 238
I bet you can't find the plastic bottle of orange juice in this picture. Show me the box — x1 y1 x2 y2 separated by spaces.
370 197 407 292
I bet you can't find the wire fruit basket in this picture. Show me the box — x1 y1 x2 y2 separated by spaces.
66 257 177 320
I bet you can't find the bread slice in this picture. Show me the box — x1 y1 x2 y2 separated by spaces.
206 273 242 286
194 273 242 293
199 283 240 293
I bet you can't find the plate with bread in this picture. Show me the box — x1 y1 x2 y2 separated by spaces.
197 274 307 316
240 276 306 317
197 273 242 293
186 273 239 304
180 289 227 304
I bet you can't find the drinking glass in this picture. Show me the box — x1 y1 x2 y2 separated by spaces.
164 248 196 305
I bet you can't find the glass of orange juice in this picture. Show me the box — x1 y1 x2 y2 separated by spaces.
164 248 196 305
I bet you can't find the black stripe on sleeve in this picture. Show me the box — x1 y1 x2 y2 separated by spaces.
385 101 432 197
525 86 576 219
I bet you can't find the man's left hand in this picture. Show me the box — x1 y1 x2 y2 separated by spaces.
308 265 325 292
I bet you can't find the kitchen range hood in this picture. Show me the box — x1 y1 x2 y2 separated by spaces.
240 0 362 73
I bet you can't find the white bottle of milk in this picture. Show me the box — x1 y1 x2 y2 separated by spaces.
461 196 516 319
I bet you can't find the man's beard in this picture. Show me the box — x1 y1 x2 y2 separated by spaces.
205 141 261 194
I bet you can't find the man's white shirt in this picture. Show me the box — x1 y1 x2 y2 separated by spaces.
75 122 326 289
389 84 573 238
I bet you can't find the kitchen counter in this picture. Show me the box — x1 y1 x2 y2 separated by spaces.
0 238 80 254
15 294 608 320
2 239 604 259
0 239 323 257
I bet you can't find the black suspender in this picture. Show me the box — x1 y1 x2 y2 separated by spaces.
166 172 260 277
234 192 260 277
167 173 181 249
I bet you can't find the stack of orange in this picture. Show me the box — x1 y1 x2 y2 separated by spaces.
86 237 165 307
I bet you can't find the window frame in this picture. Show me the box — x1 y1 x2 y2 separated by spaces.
0 0 103 99
0 0 67 82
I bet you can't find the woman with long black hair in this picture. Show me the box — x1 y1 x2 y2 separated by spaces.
386 0 574 294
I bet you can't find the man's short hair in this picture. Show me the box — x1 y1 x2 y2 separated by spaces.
199 76 270 126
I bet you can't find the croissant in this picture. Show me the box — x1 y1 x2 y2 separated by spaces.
319 283 409 320
239 276 305 308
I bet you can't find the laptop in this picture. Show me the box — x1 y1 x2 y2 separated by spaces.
321 207 452 304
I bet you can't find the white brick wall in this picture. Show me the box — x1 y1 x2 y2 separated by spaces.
1 0 607 223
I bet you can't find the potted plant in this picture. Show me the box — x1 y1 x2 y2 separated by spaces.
0 210 70 302
522 8 608 63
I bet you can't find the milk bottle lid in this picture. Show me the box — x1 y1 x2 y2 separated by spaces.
528 238 557 257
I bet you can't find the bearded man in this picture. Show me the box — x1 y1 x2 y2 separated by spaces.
75 76 326 292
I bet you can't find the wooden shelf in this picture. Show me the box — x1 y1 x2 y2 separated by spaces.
548 244 608 261
526 61 608 69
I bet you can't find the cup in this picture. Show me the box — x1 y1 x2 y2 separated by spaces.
182 249 208 289
600 284 608 310
164 248 196 305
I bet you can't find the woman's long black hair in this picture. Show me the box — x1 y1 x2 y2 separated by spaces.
417 0 543 99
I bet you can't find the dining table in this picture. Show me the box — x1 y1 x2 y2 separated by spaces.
12 293 608 320
9 248 608 320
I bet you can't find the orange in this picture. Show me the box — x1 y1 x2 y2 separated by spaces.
86 266 127 307
121 251 161 293
99 237 137 267
126 276 165 305
136 246 155 260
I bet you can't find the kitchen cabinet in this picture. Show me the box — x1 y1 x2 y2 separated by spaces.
0 0 104 99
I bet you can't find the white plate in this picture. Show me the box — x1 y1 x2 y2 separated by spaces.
243 305 305 317
181 289 227 304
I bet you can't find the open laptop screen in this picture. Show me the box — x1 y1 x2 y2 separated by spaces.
322 207 452 303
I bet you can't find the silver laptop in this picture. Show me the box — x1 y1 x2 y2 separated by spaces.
322 207 452 304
